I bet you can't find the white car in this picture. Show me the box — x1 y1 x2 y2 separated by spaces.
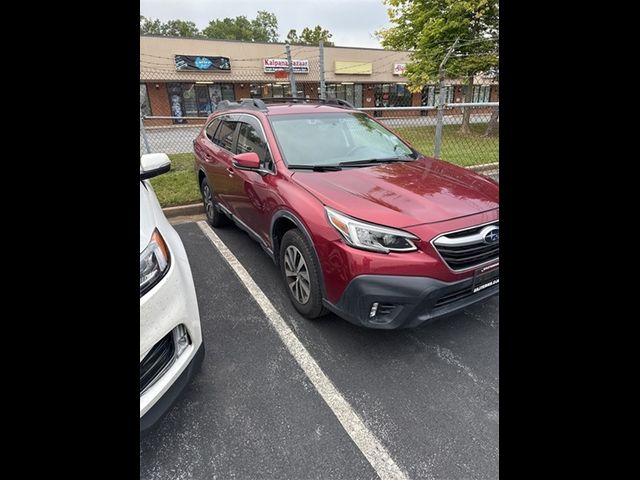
140 153 204 432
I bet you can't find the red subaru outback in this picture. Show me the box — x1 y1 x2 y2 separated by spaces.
193 98 499 329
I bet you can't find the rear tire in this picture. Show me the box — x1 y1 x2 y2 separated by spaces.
279 229 327 319
200 177 229 227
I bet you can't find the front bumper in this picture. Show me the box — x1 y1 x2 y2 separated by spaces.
140 221 203 426
140 343 204 433
324 272 499 329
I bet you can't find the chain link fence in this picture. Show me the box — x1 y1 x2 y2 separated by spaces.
140 44 498 206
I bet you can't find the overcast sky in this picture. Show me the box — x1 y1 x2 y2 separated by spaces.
140 0 391 48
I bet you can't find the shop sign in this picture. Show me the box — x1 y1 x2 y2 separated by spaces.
263 58 309 73
174 55 231 71
335 61 372 75
393 63 407 75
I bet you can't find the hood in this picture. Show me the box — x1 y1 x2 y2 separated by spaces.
291 158 499 228
140 181 158 252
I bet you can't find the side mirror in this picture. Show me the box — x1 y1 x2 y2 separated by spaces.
232 152 261 170
140 153 171 180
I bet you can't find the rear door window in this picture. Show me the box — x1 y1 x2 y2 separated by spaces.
205 118 221 141
213 118 239 151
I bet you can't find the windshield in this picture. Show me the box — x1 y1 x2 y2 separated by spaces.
269 112 417 167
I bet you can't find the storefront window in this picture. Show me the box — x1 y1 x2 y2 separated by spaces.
421 85 454 106
181 84 198 117
250 83 292 98
472 85 491 103
209 84 235 105
167 83 186 124
325 83 363 108
167 83 235 123
195 86 212 115
140 84 151 116
373 84 411 107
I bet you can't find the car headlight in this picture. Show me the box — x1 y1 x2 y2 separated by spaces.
140 229 171 297
325 207 419 253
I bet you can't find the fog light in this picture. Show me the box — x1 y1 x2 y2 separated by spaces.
175 324 190 356
369 302 379 318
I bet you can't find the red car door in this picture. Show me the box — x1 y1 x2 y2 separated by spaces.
226 115 280 244
198 115 241 209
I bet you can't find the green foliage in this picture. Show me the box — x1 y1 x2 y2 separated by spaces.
286 29 300 44
378 0 499 86
140 11 279 42
287 25 334 46
203 11 279 42
140 16 201 37
251 11 279 42
161 20 201 37
140 16 162 35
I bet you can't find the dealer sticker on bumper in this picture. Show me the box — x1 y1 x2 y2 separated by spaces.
473 277 499 293
472 262 499 293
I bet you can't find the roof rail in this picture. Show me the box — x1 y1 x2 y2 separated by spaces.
324 98 356 109
214 98 268 113
239 98 268 111
214 97 356 113
258 97 356 110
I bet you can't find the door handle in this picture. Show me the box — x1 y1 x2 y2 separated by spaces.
227 167 234 176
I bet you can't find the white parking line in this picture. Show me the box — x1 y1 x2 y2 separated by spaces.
197 221 410 480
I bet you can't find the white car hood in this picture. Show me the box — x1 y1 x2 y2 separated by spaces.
140 181 158 252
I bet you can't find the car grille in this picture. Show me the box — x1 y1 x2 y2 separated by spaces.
140 332 175 394
433 221 499 271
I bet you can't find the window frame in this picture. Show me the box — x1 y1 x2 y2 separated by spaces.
235 114 277 175
211 115 240 152
205 117 222 141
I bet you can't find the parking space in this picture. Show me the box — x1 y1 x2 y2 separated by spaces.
140 221 499 480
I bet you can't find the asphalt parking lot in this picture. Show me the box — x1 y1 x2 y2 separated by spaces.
140 221 499 480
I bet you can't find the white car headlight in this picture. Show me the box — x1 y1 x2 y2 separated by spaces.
325 207 419 253
140 229 171 297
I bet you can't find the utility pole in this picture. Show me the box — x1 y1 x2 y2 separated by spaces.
434 37 459 159
319 40 326 100
285 43 297 98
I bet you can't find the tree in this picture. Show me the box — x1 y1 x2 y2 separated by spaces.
286 29 300 44
140 16 201 37
378 0 499 134
287 25 334 46
140 15 162 35
203 16 253 41
160 20 201 37
203 11 279 42
251 11 279 42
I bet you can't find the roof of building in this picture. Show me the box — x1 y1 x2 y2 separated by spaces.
140 35 411 83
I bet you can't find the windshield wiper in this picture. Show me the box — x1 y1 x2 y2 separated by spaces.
339 157 413 166
288 164 342 171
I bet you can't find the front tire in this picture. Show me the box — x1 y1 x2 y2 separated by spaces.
201 177 229 227
279 229 327 319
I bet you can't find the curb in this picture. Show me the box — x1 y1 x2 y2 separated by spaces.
162 203 204 218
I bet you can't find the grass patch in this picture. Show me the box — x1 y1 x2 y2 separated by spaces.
393 122 499 166
149 124 498 208
149 153 201 208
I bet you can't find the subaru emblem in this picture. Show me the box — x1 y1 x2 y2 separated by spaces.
482 227 499 244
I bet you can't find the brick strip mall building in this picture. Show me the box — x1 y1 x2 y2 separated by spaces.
140 35 498 126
